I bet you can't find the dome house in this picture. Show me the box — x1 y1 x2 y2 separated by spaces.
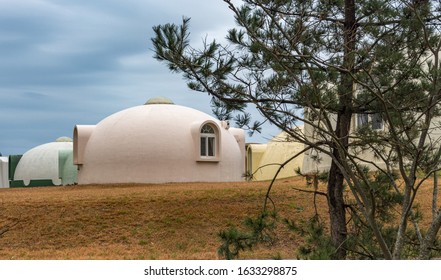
9 137 78 187
73 97 246 184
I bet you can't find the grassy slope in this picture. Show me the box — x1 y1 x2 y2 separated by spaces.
0 176 438 260
0 177 329 260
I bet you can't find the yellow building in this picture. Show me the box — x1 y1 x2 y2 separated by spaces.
246 128 304 181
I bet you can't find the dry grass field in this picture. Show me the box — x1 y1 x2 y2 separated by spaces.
0 176 438 260
0 177 330 260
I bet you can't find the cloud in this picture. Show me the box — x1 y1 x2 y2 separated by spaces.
0 0 279 156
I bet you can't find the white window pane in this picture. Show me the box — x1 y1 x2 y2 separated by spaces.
357 113 368 127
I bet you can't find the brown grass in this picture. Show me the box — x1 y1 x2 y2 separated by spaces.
0 177 329 260
0 177 438 260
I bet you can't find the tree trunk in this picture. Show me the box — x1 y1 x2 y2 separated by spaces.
419 174 441 259
326 92 352 260
325 0 356 260
327 144 348 259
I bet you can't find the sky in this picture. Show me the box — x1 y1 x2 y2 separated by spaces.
0 0 280 156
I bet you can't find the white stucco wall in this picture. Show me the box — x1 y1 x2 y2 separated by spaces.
0 157 9 188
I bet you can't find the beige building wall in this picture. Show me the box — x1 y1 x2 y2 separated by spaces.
73 125 95 165
301 112 441 175
246 144 267 179
247 130 305 181
301 114 333 174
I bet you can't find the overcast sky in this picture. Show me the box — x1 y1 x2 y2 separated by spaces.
0 0 280 156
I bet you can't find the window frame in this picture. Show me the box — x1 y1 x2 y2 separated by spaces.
200 124 216 158
356 113 384 131
195 122 221 162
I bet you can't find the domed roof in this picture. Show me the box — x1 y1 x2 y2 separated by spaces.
14 139 74 186
83 104 216 161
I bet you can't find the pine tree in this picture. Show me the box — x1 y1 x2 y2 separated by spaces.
152 0 441 259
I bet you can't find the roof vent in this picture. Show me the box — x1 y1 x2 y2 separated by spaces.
55 136 73 142
145 96 175 105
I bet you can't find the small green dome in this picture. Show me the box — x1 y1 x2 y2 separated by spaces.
55 136 73 142
144 96 174 105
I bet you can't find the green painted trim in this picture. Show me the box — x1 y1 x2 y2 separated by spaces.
9 180 25 188
10 179 56 188
58 149 78 185
8 155 22 180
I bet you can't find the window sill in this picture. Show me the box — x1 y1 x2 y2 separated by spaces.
197 157 220 162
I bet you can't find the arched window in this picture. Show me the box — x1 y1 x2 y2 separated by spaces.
200 124 216 157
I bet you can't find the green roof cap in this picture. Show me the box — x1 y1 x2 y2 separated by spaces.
55 136 73 142
145 96 174 105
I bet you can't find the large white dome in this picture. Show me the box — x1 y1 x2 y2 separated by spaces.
74 99 245 184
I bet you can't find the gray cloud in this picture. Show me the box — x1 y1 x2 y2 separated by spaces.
0 0 278 156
